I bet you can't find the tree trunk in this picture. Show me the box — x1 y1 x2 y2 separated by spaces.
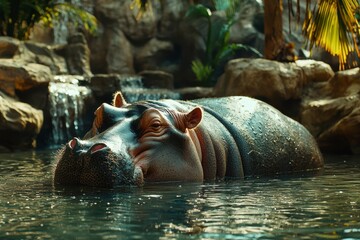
264 0 284 59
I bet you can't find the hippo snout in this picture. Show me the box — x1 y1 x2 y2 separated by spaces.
54 138 143 187
67 137 108 155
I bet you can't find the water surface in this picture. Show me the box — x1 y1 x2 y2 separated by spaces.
0 151 359 239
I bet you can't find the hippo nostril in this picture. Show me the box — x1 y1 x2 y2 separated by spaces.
69 138 77 149
90 143 107 154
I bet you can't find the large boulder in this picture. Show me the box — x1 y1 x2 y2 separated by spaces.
0 60 53 96
214 58 334 109
301 68 360 154
0 92 43 150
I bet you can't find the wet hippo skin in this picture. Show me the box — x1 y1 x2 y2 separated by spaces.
54 92 324 187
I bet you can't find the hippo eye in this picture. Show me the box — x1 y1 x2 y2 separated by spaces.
150 121 161 129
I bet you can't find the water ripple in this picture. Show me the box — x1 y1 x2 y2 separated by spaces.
0 152 360 239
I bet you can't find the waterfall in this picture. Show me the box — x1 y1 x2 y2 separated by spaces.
48 76 91 145
118 75 181 103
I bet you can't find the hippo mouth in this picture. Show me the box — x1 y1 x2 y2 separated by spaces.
53 140 143 187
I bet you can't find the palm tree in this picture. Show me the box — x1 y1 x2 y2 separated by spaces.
302 0 359 69
0 0 97 40
264 0 284 60
264 0 359 70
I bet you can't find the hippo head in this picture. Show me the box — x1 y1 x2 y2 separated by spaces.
53 92 204 187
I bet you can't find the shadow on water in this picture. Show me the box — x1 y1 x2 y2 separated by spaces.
0 151 360 239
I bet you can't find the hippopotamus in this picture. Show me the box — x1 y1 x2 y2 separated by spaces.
53 92 324 187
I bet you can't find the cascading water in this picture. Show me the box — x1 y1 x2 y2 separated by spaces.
119 75 181 102
48 76 91 145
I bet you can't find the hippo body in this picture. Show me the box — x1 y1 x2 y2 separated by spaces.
54 93 324 187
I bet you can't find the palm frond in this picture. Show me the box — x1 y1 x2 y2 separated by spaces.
302 0 360 69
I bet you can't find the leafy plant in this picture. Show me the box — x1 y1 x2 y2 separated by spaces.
302 0 359 69
0 0 97 40
191 59 213 83
185 1 261 85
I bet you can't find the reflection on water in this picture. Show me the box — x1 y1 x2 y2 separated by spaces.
0 151 359 239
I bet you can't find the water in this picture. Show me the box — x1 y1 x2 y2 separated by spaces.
48 76 91 145
114 75 181 103
1 151 359 239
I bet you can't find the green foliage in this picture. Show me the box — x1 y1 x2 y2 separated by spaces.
0 0 97 40
42 3 97 34
302 0 360 69
186 0 261 85
191 59 213 83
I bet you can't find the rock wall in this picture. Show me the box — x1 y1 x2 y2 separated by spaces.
301 68 360 154
75 0 265 87
0 35 92 151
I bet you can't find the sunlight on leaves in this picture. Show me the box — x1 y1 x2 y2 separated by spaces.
41 3 98 35
130 0 154 21
302 0 360 69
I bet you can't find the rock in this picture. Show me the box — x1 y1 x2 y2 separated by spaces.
326 67 360 97
0 60 53 96
88 24 108 73
176 87 214 100
118 1 158 42
301 68 360 154
139 70 174 89
215 58 335 105
214 58 305 106
17 85 49 110
90 74 142 101
0 92 43 150
66 33 92 76
318 105 360 154
95 0 158 42
106 27 134 74
0 37 20 58
295 59 334 83
21 41 68 75
229 0 263 47
89 23 135 74
157 0 189 40
134 38 175 73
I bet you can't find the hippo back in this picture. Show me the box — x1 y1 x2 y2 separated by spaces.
192 96 324 177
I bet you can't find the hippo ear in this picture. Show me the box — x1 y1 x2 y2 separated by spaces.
185 107 203 130
113 91 127 108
